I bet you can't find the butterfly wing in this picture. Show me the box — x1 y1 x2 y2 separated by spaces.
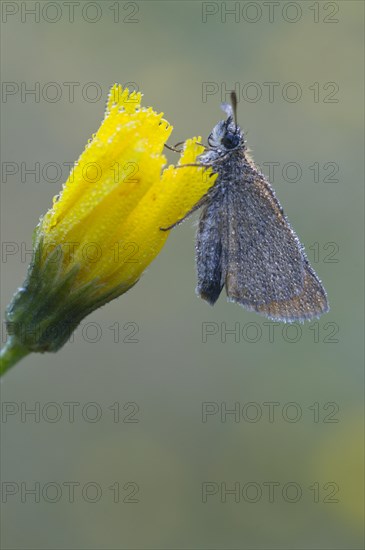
225 169 329 322
196 198 227 305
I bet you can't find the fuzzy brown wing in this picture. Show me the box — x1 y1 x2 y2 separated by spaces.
225 170 329 322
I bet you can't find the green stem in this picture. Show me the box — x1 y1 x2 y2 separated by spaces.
0 337 30 377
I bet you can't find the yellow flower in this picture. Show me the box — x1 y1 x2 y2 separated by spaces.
0 84 217 375
39 84 214 292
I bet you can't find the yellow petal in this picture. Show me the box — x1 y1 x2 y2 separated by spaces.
38 85 217 295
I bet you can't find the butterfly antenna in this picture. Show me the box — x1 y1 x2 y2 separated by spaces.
230 91 238 133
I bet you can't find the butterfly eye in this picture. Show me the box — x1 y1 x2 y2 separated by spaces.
221 132 240 149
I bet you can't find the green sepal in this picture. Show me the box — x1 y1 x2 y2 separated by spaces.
5 237 133 353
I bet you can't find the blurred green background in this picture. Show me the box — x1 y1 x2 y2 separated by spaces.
1 1 364 548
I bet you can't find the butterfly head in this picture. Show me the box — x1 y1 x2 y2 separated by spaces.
207 92 245 153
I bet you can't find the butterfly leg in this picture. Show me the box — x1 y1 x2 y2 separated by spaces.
160 193 211 231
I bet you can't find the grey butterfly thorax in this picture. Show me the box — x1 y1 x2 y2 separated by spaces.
200 149 255 201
